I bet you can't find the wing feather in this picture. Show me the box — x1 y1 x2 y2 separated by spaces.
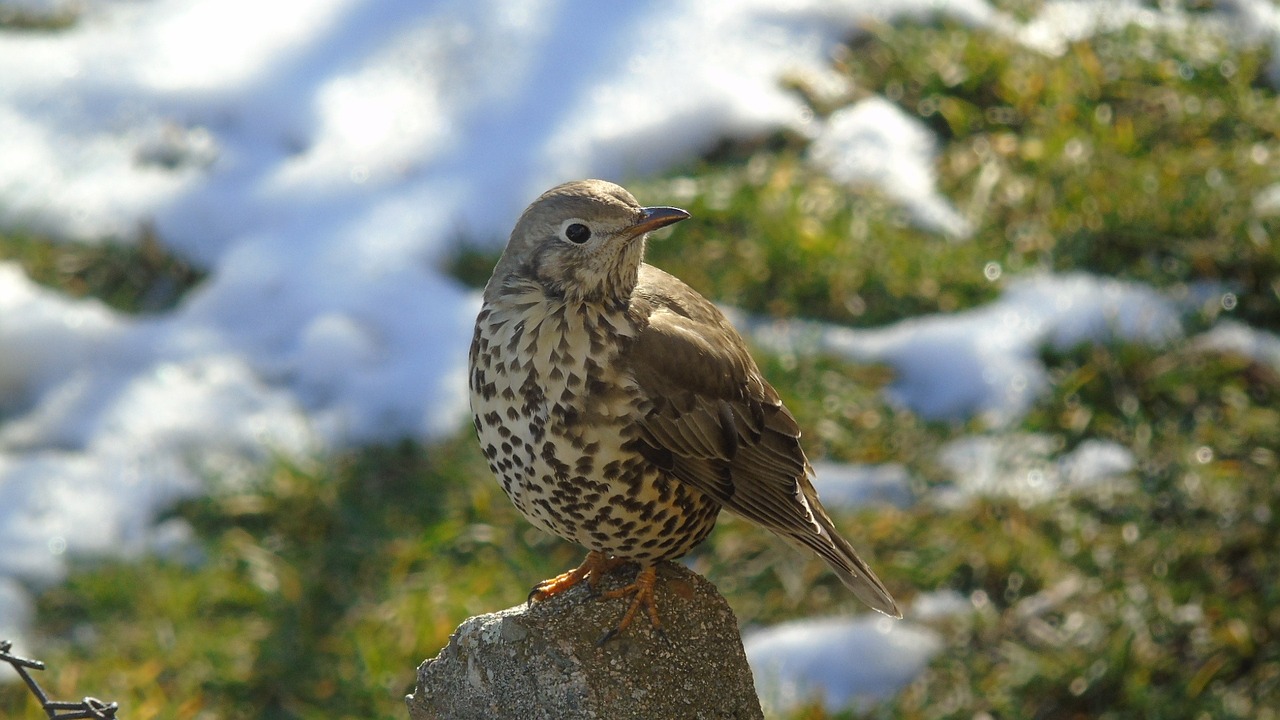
626 265 900 617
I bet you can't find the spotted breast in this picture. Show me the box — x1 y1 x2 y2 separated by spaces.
469 277 721 563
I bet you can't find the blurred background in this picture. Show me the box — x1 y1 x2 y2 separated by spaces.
1 0 1278 718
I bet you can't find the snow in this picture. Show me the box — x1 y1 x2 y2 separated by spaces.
0 577 33 660
936 434 1136 507
1 0 1277 708
809 98 973 238
749 272 1184 426
809 460 915 510
743 590 976 715
1194 320 1280 374
744 612 944 715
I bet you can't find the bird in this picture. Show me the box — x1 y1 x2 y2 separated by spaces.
468 179 900 640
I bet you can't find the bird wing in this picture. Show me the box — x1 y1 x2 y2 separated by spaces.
626 265 901 617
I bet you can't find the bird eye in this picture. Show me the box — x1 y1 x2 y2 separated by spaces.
564 222 591 244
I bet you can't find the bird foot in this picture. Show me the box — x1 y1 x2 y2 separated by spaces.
596 565 668 645
528 550 626 606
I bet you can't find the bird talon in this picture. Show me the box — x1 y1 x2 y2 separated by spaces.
655 626 672 647
596 565 663 642
533 557 666 645
528 551 623 606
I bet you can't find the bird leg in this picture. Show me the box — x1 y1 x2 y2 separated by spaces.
529 555 668 644
528 550 626 605
597 564 665 645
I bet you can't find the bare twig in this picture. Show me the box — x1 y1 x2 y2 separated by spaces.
1 640 120 719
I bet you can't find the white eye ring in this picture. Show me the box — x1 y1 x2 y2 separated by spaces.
559 219 592 245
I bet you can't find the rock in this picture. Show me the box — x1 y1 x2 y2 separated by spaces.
406 562 763 720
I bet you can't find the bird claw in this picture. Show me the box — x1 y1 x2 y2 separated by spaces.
595 564 664 644
527 551 623 607
655 626 673 647
529 555 669 645
595 623 668 647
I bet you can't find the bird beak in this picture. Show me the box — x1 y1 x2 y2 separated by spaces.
628 206 690 237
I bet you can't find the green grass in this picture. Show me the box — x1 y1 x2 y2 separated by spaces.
0 6 79 31
5 11 1280 720
0 225 204 314
634 20 1280 332
873 341 1280 719
2 440 574 720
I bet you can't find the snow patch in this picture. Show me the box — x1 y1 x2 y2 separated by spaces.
810 461 915 510
746 614 942 715
751 272 1183 425
810 98 971 238
936 434 1136 507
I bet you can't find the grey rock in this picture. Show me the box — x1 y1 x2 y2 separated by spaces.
406 562 763 720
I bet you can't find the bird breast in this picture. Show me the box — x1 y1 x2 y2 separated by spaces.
469 287 645 535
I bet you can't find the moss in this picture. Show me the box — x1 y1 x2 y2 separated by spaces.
0 226 204 314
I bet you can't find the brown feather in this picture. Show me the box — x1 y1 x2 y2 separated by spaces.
625 264 901 618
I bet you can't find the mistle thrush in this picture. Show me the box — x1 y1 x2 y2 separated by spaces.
469 179 900 638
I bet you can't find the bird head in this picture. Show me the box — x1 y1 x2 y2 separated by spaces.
487 179 689 305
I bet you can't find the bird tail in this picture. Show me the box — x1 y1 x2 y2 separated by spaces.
812 513 902 618
783 488 902 618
